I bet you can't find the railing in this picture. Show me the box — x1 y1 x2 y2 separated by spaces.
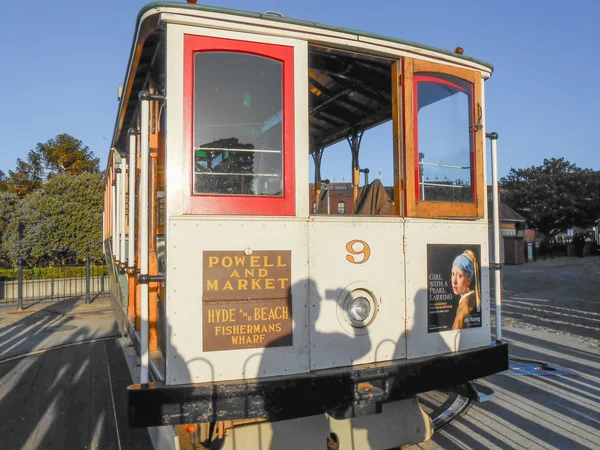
0 261 108 307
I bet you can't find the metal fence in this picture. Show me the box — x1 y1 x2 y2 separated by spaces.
0 260 108 308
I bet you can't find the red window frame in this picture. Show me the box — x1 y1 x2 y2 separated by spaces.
413 75 476 202
183 34 295 215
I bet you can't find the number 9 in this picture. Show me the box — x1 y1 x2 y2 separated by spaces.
346 240 371 264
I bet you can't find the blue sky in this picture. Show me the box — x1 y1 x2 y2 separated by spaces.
1 0 598 182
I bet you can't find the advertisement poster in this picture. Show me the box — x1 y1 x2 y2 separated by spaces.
427 244 482 333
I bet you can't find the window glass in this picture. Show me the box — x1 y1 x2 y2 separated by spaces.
193 52 283 196
337 201 345 214
416 74 474 203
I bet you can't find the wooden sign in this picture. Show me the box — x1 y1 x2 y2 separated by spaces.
203 250 292 351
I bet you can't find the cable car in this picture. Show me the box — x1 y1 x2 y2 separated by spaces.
104 2 508 448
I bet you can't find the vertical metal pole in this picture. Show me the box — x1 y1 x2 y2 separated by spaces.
17 259 23 311
120 157 128 267
85 253 91 304
111 161 117 260
128 131 137 270
139 92 150 385
488 132 502 342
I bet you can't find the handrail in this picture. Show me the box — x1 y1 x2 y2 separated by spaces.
487 132 502 342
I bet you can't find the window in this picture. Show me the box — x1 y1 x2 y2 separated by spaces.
193 52 283 196
337 201 345 214
403 58 484 218
312 201 317 213
415 74 474 203
184 35 295 215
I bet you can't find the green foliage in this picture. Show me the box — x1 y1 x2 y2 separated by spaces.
35 133 100 176
0 170 7 192
0 265 108 281
0 191 20 262
501 158 600 236
2 173 105 263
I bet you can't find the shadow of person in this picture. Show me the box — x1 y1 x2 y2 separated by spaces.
256 278 372 450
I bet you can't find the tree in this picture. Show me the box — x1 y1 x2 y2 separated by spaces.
6 158 43 196
2 173 104 263
33 133 100 177
0 191 20 263
501 158 600 237
0 170 7 192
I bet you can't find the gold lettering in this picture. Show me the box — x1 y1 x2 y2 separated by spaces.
268 324 276 333
223 280 233 290
208 256 219 268
259 334 266 343
278 278 289 289
234 256 246 266
251 279 261 290
207 280 218 291
263 256 274 267
229 269 240 278
231 335 239 344
253 324 261 333
244 269 255 277
265 278 274 289
237 279 248 290
275 323 282 332
233 325 240 334
222 256 232 268
268 307 279 320
225 325 232 335
258 268 268 277
283 307 289 319
277 256 287 267
254 308 261 320
208 309 216 323
215 326 221 336
250 256 260 267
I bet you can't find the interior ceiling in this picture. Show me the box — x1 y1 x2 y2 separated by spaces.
308 46 393 152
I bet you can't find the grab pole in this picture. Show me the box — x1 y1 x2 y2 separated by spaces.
139 93 150 384
487 132 502 342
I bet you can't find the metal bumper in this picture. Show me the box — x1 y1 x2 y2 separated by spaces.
128 340 508 427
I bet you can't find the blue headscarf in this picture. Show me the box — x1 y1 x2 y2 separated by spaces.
452 254 474 284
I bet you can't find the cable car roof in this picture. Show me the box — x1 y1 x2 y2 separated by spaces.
112 2 493 154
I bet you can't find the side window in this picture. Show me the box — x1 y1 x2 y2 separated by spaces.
337 201 345 214
403 58 484 218
183 35 295 215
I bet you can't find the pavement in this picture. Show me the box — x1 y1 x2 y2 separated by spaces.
410 256 600 450
0 296 153 450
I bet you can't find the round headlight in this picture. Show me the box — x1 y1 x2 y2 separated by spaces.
347 295 374 327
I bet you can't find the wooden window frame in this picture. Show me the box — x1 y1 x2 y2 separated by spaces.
183 34 296 216
402 58 484 218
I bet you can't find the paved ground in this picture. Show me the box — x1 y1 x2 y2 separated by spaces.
0 296 152 450
412 256 600 450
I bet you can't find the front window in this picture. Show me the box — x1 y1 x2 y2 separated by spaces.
194 52 283 196
414 74 475 203
183 34 295 216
